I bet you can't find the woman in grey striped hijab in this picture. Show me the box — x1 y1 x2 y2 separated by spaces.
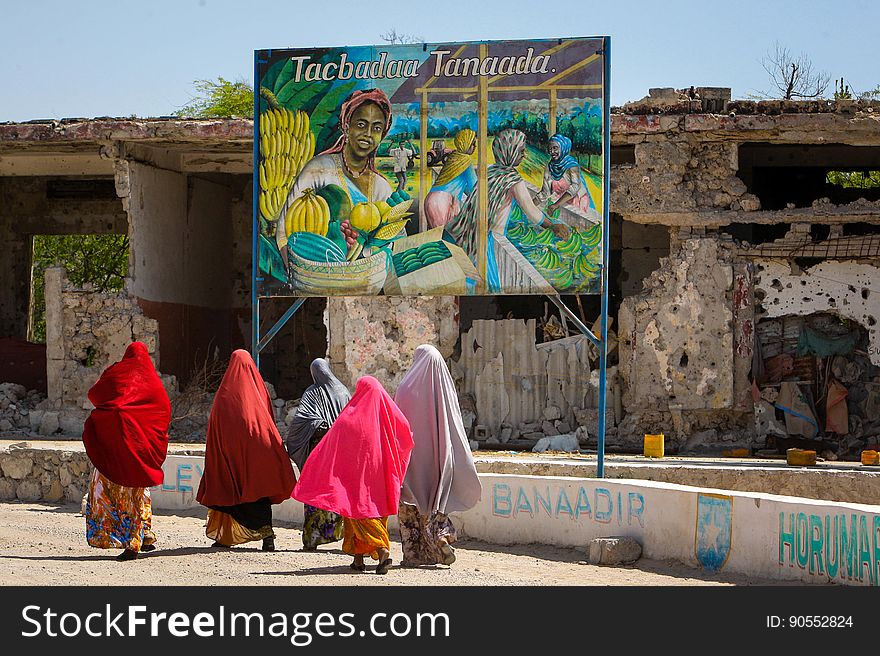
286 358 351 551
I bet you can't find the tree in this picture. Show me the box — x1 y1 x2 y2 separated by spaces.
761 42 830 100
859 85 880 100
30 234 129 343
176 77 253 118
380 28 424 45
826 170 880 189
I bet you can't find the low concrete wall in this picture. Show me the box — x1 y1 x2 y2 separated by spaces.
459 474 880 586
475 456 880 505
150 455 880 586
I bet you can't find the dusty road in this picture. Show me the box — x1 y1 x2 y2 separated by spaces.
0 501 794 586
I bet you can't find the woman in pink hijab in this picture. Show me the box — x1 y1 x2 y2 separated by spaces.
292 376 413 575
394 345 481 566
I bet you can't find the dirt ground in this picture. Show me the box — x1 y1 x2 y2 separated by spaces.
0 501 793 586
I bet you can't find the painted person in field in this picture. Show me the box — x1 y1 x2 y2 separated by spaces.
424 128 478 229
293 376 413 575
82 342 171 561
285 358 352 551
533 133 596 215
388 135 416 193
394 345 481 567
445 128 570 292
275 88 395 265
196 350 297 551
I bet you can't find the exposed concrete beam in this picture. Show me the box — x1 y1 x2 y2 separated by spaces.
180 152 252 174
0 153 113 176
0 118 252 144
620 208 880 227
122 143 184 173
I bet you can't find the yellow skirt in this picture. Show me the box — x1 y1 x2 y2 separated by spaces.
342 517 389 560
206 509 273 546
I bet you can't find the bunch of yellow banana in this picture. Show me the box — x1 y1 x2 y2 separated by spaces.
284 188 330 237
536 247 562 270
258 107 316 222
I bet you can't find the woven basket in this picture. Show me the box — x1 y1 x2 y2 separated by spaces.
289 250 389 295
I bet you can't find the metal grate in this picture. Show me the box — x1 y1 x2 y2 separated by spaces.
743 234 880 260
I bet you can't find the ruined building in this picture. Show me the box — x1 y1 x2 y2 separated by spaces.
1 88 879 458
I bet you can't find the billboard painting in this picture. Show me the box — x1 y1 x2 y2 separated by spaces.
255 37 607 297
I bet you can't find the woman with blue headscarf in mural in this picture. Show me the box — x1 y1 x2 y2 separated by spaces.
534 133 596 216
445 129 569 293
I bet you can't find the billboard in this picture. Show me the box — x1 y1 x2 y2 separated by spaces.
255 37 607 297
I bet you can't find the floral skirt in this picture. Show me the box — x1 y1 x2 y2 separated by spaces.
398 503 457 566
85 469 155 552
342 517 389 560
302 504 344 550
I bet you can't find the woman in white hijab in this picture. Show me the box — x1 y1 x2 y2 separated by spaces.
393 344 482 566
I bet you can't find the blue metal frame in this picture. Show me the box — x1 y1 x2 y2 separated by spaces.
544 37 610 479
251 39 611 476
252 49 308 369
597 36 611 479
252 49 263 368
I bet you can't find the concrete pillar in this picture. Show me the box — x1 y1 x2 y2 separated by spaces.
44 267 65 404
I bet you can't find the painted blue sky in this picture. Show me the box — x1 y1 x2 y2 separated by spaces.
1 0 876 121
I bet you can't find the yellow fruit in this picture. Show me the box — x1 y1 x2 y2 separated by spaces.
349 202 382 232
375 200 391 217
258 106 316 225
284 188 329 237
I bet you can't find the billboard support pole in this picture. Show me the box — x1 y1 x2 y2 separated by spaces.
251 48 307 372
596 36 611 479
546 295 600 346
255 297 307 359
252 49 263 370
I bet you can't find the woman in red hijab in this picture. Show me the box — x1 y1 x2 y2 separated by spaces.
196 350 297 551
82 342 171 561
293 376 413 574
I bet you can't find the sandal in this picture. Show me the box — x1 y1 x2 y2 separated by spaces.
440 543 456 565
116 549 138 562
376 557 393 575
262 537 275 552
141 543 156 552
350 562 366 572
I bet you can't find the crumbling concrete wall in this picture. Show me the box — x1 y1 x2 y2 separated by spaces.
326 296 458 392
0 176 127 338
618 237 754 450
43 266 176 436
754 260 880 365
120 160 246 384
610 133 760 218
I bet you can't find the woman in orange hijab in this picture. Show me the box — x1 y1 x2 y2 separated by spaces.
82 342 171 561
196 350 297 551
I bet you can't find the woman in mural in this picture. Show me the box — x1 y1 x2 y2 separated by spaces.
276 88 395 262
424 128 478 229
82 342 171 561
196 350 297 551
445 128 570 293
285 358 351 551
534 133 596 215
394 345 481 567
293 376 413 575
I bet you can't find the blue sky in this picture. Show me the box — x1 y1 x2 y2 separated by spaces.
1 0 876 121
